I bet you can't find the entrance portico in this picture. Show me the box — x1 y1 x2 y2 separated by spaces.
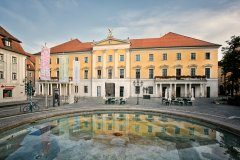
155 77 207 98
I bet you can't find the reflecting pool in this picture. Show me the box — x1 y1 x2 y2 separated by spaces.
0 111 240 160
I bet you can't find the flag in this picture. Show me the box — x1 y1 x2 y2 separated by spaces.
40 47 50 80
59 55 69 82
72 60 80 84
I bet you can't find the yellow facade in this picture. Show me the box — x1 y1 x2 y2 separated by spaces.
35 33 220 98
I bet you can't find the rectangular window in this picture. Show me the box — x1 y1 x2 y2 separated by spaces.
108 123 112 130
75 57 78 61
205 52 210 60
161 127 167 133
163 53 167 60
84 86 88 93
98 56 102 62
136 54 140 61
57 58 59 64
148 126 153 133
149 54 154 61
176 68 181 77
50 71 51 77
135 86 140 94
108 55 112 62
0 54 3 61
135 125 140 132
3 89 12 98
136 69 140 79
97 70 102 79
191 53 196 60
50 58 51 64
120 55 124 61
189 128 194 135
12 72 17 80
162 69 168 77
119 124 124 131
75 86 78 93
148 86 153 94
4 40 11 47
97 123 101 129
29 72 32 77
175 127 180 134
84 121 88 128
204 128 209 135
84 70 88 79
12 57 17 64
0 71 4 79
84 57 88 63
120 69 124 79
57 70 59 78
205 68 210 78
190 68 196 77
149 69 154 79
108 69 112 79
176 53 181 60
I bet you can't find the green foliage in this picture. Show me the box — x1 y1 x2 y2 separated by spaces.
221 35 240 96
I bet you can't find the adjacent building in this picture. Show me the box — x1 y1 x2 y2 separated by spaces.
0 26 28 102
34 32 220 98
25 52 36 93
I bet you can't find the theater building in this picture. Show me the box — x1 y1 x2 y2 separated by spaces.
34 32 220 98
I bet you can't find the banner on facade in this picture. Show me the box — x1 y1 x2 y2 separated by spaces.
40 47 50 80
72 60 80 84
59 55 69 83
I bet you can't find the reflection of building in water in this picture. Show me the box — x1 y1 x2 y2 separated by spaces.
51 113 216 146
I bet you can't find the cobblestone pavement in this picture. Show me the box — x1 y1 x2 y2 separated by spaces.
0 96 240 136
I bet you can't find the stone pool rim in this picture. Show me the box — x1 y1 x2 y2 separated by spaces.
1 107 240 137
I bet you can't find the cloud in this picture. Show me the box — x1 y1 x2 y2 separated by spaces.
113 2 240 60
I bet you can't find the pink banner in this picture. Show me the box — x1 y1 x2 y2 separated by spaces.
40 47 50 80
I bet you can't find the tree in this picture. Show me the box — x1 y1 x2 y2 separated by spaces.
221 35 240 96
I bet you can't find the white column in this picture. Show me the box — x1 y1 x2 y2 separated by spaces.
126 49 130 78
65 84 68 96
42 83 44 95
69 84 72 95
50 83 53 95
59 83 61 96
185 83 187 97
160 83 162 97
47 83 49 96
202 83 205 97
174 83 177 97
38 83 41 95
92 52 96 79
156 84 158 96
189 83 192 97
114 49 118 78
103 50 106 79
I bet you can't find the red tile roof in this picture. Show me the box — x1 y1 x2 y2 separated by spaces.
130 32 220 48
0 26 26 55
50 39 92 54
35 32 220 54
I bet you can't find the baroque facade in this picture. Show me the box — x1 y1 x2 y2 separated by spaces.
34 32 220 98
0 26 28 102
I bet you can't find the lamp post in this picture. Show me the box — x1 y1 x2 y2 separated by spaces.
133 78 143 105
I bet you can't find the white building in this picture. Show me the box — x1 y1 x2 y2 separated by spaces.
0 26 28 102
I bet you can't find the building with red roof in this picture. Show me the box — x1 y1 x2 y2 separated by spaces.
34 31 220 100
0 26 28 102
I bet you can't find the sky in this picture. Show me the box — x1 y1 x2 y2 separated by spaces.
1 0 240 60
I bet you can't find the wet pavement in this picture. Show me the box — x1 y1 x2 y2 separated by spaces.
0 96 240 135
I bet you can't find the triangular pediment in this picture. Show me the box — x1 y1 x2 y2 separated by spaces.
93 37 130 46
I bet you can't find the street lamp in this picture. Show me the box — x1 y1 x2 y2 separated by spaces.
133 78 143 105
